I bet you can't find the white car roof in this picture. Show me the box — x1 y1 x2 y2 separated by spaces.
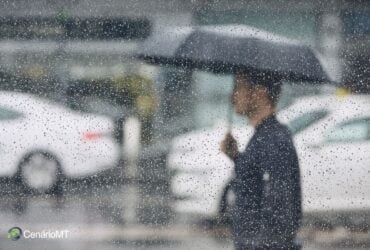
0 91 67 115
278 94 370 124
0 91 51 105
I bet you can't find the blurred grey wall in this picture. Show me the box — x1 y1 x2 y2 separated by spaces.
1 0 370 89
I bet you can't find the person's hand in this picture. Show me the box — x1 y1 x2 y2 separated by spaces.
220 132 238 160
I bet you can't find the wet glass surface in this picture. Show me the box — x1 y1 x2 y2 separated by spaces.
0 1 370 249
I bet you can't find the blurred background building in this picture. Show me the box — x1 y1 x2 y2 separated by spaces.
0 0 369 140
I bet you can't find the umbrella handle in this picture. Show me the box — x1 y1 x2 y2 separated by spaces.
227 102 233 133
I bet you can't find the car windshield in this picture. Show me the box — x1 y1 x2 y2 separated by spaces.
287 110 329 134
325 118 370 142
0 106 23 120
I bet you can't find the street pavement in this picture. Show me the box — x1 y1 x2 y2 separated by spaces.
0 182 369 250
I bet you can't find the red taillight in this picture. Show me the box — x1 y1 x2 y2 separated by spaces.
82 131 104 141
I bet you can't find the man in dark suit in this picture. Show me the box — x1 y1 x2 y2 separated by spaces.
221 71 302 250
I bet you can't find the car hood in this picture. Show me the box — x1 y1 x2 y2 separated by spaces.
168 122 254 171
171 121 254 153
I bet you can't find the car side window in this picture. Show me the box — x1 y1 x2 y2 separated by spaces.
287 110 328 135
325 118 370 143
0 106 23 120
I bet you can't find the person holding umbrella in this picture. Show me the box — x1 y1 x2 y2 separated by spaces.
135 24 331 250
221 71 302 250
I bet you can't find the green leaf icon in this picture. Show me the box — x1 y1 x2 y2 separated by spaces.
8 227 22 241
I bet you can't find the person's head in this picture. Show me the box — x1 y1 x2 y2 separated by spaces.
231 70 282 117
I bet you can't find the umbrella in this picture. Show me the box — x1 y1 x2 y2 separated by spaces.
135 25 331 83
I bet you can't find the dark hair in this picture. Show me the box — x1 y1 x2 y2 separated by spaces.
265 81 282 106
237 70 282 106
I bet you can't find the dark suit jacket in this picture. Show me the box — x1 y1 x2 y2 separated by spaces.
232 115 302 248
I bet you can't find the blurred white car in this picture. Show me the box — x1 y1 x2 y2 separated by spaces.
0 91 120 193
169 94 370 218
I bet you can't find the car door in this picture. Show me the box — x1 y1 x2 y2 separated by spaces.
290 111 334 212
0 105 25 176
317 117 370 211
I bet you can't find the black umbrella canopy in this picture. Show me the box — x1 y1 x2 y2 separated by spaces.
136 25 331 83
